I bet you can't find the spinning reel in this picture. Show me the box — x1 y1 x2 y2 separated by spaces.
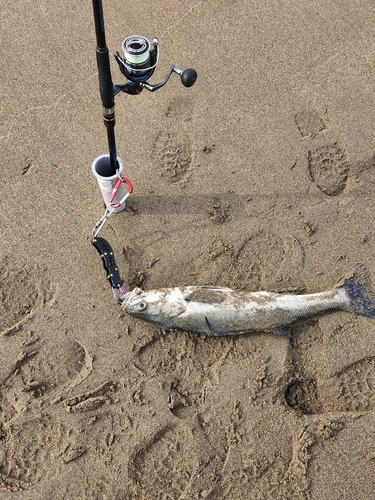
113 35 197 95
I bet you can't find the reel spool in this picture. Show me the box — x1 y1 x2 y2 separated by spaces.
117 35 158 83
122 35 151 74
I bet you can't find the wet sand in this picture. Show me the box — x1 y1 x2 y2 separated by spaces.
1 0 375 498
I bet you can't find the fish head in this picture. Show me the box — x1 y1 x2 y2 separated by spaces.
121 287 186 327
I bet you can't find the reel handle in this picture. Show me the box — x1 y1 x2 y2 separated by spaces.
180 68 197 87
171 66 197 87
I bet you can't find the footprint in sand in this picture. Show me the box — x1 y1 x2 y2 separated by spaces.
294 110 326 138
285 320 375 415
165 96 195 122
128 424 199 498
0 336 95 491
353 153 375 187
195 230 305 292
308 143 350 196
294 110 351 196
325 356 375 413
153 130 193 183
0 258 53 336
0 415 65 492
132 330 231 419
0 338 93 424
127 419 222 499
153 96 196 184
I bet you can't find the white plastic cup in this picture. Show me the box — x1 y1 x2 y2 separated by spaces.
91 154 126 213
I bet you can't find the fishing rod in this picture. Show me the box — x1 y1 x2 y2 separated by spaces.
91 1 197 301
92 0 117 176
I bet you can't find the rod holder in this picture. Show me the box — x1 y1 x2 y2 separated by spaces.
91 154 126 213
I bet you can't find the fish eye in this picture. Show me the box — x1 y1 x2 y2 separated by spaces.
137 301 147 311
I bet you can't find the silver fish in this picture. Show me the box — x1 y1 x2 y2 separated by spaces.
121 265 375 337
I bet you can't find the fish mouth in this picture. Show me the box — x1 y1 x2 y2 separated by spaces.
121 288 144 308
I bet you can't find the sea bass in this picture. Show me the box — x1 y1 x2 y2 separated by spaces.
121 265 375 337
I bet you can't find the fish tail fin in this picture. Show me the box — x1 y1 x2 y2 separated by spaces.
337 264 375 318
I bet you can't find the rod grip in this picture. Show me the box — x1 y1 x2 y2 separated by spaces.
96 48 114 110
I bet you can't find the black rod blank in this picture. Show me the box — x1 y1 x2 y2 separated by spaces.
92 0 117 175
92 0 106 49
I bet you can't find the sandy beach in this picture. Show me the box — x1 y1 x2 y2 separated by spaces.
1 0 375 498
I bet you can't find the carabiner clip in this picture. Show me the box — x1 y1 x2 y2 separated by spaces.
92 206 114 240
109 177 133 209
91 173 133 240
